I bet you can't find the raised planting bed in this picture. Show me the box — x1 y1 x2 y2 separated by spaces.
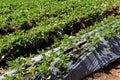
63 35 120 80
0 0 120 35
86 58 120 80
1 15 120 80
0 5 120 64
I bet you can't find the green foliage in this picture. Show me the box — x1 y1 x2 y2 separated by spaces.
0 0 120 62
3 15 120 79
1 0 120 79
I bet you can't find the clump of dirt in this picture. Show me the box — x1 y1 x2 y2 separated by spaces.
86 58 120 80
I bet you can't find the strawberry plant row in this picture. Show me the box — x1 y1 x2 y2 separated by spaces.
0 1 120 64
0 0 119 35
1 15 120 80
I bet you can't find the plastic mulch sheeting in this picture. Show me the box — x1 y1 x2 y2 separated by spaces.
33 35 120 80
63 35 120 80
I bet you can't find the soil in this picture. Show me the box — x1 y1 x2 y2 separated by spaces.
85 58 120 80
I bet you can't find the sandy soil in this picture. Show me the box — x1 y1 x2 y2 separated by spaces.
86 58 120 80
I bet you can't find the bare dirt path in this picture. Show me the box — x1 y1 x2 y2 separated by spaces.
86 58 120 80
